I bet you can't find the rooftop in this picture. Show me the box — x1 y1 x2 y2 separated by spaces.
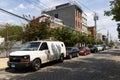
42 2 82 13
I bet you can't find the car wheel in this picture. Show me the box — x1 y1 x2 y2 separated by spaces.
59 55 64 62
32 59 41 71
76 53 79 57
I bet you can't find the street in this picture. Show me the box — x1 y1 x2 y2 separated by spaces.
0 49 120 80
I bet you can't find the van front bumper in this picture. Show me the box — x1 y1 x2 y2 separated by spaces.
8 61 32 69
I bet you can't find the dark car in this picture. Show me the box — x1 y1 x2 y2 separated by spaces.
79 47 90 55
89 45 98 53
66 47 79 59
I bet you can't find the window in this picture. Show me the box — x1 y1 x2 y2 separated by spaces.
54 14 58 18
20 42 41 51
76 20 77 27
40 42 48 50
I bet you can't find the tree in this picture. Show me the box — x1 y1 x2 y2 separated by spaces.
0 24 23 56
104 0 120 39
22 19 50 42
53 26 99 47
53 27 78 47
0 24 23 41
108 40 114 47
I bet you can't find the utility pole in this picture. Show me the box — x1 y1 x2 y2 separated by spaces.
94 12 98 39
106 30 109 46
0 8 30 22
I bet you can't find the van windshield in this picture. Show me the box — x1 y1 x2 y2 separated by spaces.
20 42 41 51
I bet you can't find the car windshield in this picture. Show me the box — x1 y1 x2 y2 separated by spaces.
89 45 95 48
20 42 41 51
66 47 72 52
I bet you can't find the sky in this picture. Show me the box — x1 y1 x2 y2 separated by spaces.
0 0 118 41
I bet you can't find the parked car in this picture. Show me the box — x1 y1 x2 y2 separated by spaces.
114 46 119 49
79 47 91 55
95 45 103 51
66 47 79 59
8 41 66 71
89 45 98 53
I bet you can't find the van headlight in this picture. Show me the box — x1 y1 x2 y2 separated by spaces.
21 55 30 62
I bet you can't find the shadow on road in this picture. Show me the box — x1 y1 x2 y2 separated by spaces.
99 49 120 56
4 55 120 80
5 60 61 73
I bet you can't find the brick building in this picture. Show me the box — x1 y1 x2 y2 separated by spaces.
42 3 84 33
87 26 96 39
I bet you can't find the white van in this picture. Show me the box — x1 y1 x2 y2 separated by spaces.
8 41 66 71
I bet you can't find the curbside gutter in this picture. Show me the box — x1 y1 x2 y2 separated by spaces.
0 58 8 71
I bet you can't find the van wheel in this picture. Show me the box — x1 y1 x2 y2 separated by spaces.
69 54 72 59
32 59 41 71
59 55 64 62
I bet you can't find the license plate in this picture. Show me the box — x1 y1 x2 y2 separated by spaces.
11 64 15 68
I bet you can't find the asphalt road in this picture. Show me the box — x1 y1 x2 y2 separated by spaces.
0 49 120 80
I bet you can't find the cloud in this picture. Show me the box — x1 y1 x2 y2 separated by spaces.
18 4 26 9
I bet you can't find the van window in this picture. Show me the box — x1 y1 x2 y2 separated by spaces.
40 42 48 50
61 44 63 47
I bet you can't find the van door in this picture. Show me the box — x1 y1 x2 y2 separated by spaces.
51 43 60 60
39 42 50 63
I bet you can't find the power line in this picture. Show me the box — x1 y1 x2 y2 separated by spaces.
75 0 95 13
23 0 42 10
35 0 49 8
67 0 94 13
24 0 48 10
0 8 30 22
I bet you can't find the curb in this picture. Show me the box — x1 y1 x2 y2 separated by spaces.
0 68 6 71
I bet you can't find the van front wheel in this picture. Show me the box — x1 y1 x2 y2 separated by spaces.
32 59 41 71
59 55 64 62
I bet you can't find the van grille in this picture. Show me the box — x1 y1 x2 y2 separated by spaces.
9 56 23 62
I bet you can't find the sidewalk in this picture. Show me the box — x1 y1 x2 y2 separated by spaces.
0 58 8 71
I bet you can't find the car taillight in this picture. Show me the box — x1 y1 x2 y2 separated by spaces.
80 50 84 53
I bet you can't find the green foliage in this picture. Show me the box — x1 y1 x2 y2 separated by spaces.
22 20 50 42
105 0 120 39
53 27 78 47
108 40 114 47
105 0 120 21
0 24 23 41
52 27 98 47
117 23 120 39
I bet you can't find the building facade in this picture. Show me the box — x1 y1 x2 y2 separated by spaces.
96 33 103 41
87 26 96 39
82 13 87 35
42 3 83 33
0 37 4 45
30 14 64 29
